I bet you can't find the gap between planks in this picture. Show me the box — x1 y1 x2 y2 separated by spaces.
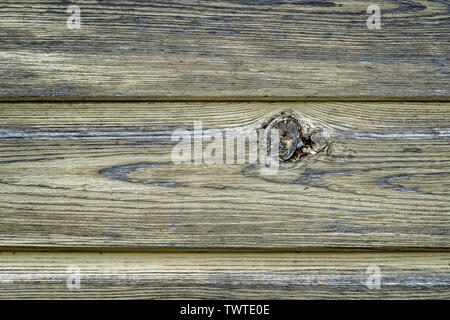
0 98 449 103
1 248 450 253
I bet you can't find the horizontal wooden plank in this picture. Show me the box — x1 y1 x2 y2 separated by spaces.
0 251 448 299
0 0 448 98
0 102 448 249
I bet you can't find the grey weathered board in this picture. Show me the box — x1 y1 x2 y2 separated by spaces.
0 102 448 249
0 0 448 98
0 252 449 299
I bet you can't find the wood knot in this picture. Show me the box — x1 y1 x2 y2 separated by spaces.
261 111 333 166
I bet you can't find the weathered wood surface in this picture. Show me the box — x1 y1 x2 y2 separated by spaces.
0 251 448 299
0 0 448 99
0 102 448 249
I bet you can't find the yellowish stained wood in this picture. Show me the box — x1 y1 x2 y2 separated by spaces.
0 251 448 299
1 0 448 300
0 102 448 249
0 0 448 98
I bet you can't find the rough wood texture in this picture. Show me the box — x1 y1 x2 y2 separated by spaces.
0 0 448 99
0 102 448 249
0 251 448 299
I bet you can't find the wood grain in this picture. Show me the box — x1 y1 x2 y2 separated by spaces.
0 251 448 299
0 102 448 249
0 0 448 99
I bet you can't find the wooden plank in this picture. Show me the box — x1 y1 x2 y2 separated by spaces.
0 251 448 299
0 102 448 249
0 0 448 99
